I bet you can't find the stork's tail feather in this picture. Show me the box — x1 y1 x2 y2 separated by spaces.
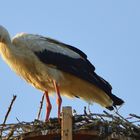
112 94 124 106
92 73 124 110
106 94 124 111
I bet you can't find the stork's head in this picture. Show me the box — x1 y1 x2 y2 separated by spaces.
0 25 11 44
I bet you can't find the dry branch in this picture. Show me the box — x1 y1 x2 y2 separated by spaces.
3 95 17 125
37 94 45 120
130 114 140 119
0 95 17 139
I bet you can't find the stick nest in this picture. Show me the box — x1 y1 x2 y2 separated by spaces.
1 111 140 140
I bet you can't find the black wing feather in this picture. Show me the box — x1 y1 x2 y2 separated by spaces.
34 49 112 94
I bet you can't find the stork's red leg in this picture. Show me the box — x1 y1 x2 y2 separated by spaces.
45 90 52 121
53 81 62 119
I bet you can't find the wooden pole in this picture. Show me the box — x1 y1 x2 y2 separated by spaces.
61 106 72 140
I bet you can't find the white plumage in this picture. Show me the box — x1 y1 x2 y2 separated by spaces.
0 25 124 121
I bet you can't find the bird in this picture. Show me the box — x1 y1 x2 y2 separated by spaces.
0 25 124 121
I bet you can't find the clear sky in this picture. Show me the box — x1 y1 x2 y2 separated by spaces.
0 0 140 123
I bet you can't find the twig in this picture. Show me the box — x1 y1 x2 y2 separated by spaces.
129 114 140 119
116 111 140 132
37 94 45 120
0 95 17 138
16 117 21 123
3 95 17 125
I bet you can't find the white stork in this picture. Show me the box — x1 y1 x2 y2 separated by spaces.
0 25 124 121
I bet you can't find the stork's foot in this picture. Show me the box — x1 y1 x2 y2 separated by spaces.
57 97 62 123
45 91 52 122
56 97 62 119
53 80 62 122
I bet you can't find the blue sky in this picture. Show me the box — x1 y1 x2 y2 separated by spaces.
0 0 140 123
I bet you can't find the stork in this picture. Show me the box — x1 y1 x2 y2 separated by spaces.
0 25 124 121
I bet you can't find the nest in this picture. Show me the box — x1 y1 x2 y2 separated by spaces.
1 111 140 140
1 95 140 140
